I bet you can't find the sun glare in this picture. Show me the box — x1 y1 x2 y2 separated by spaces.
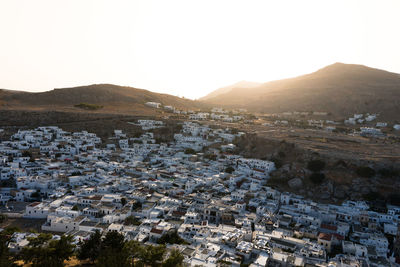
0 0 399 99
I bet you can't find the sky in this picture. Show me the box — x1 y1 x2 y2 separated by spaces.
0 0 399 99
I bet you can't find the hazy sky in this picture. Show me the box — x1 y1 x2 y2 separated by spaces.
1 0 399 99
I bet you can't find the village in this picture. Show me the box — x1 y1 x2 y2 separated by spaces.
0 113 400 267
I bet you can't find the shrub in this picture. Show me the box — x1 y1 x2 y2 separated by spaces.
363 192 383 202
184 148 196 154
267 175 289 185
204 154 217 161
0 214 7 223
270 158 282 169
157 230 186 245
22 150 32 158
307 160 325 172
309 172 325 184
278 151 286 158
225 166 235 174
378 168 398 178
74 103 103 110
125 216 141 226
388 193 400 206
356 166 376 178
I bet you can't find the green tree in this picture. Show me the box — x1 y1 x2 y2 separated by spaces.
131 201 142 211
356 166 376 178
309 172 325 184
0 177 16 188
51 235 75 264
138 245 166 267
2 226 21 235
0 214 7 224
78 230 102 263
204 154 217 161
124 240 142 267
307 159 325 172
21 234 74 267
22 150 32 158
157 230 185 245
26 233 52 247
97 231 129 267
184 148 196 154
162 249 184 267
101 231 125 251
378 167 398 178
121 197 127 206
270 157 282 169
96 250 129 267
31 190 41 199
0 234 16 267
225 166 235 174
125 216 141 226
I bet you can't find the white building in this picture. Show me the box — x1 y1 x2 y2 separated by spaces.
145 102 161 108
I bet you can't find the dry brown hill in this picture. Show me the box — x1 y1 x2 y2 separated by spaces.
202 63 400 121
0 84 206 115
200 81 262 101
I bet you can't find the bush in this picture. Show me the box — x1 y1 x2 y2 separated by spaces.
378 168 398 178
307 160 325 172
204 154 217 161
0 214 7 223
225 166 235 174
125 216 141 226
131 201 142 211
363 192 383 202
356 166 376 178
184 148 196 154
388 193 400 206
74 103 103 110
157 230 186 245
0 178 16 188
22 150 32 158
30 191 41 199
270 158 282 169
309 172 325 184
267 175 290 185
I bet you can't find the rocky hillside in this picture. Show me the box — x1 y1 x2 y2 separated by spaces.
202 63 400 121
233 133 400 204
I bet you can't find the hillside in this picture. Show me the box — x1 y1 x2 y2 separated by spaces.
202 63 400 121
0 84 206 115
200 81 262 101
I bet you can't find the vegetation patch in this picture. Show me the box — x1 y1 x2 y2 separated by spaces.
74 103 103 110
184 148 196 154
309 172 325 184
225 166 235 174
356 166 376 178
157 230 187 245
307 159 326 172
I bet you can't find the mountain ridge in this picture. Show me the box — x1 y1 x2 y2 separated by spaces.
0 83 206 115
201 63 400 121
200 81 262 101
